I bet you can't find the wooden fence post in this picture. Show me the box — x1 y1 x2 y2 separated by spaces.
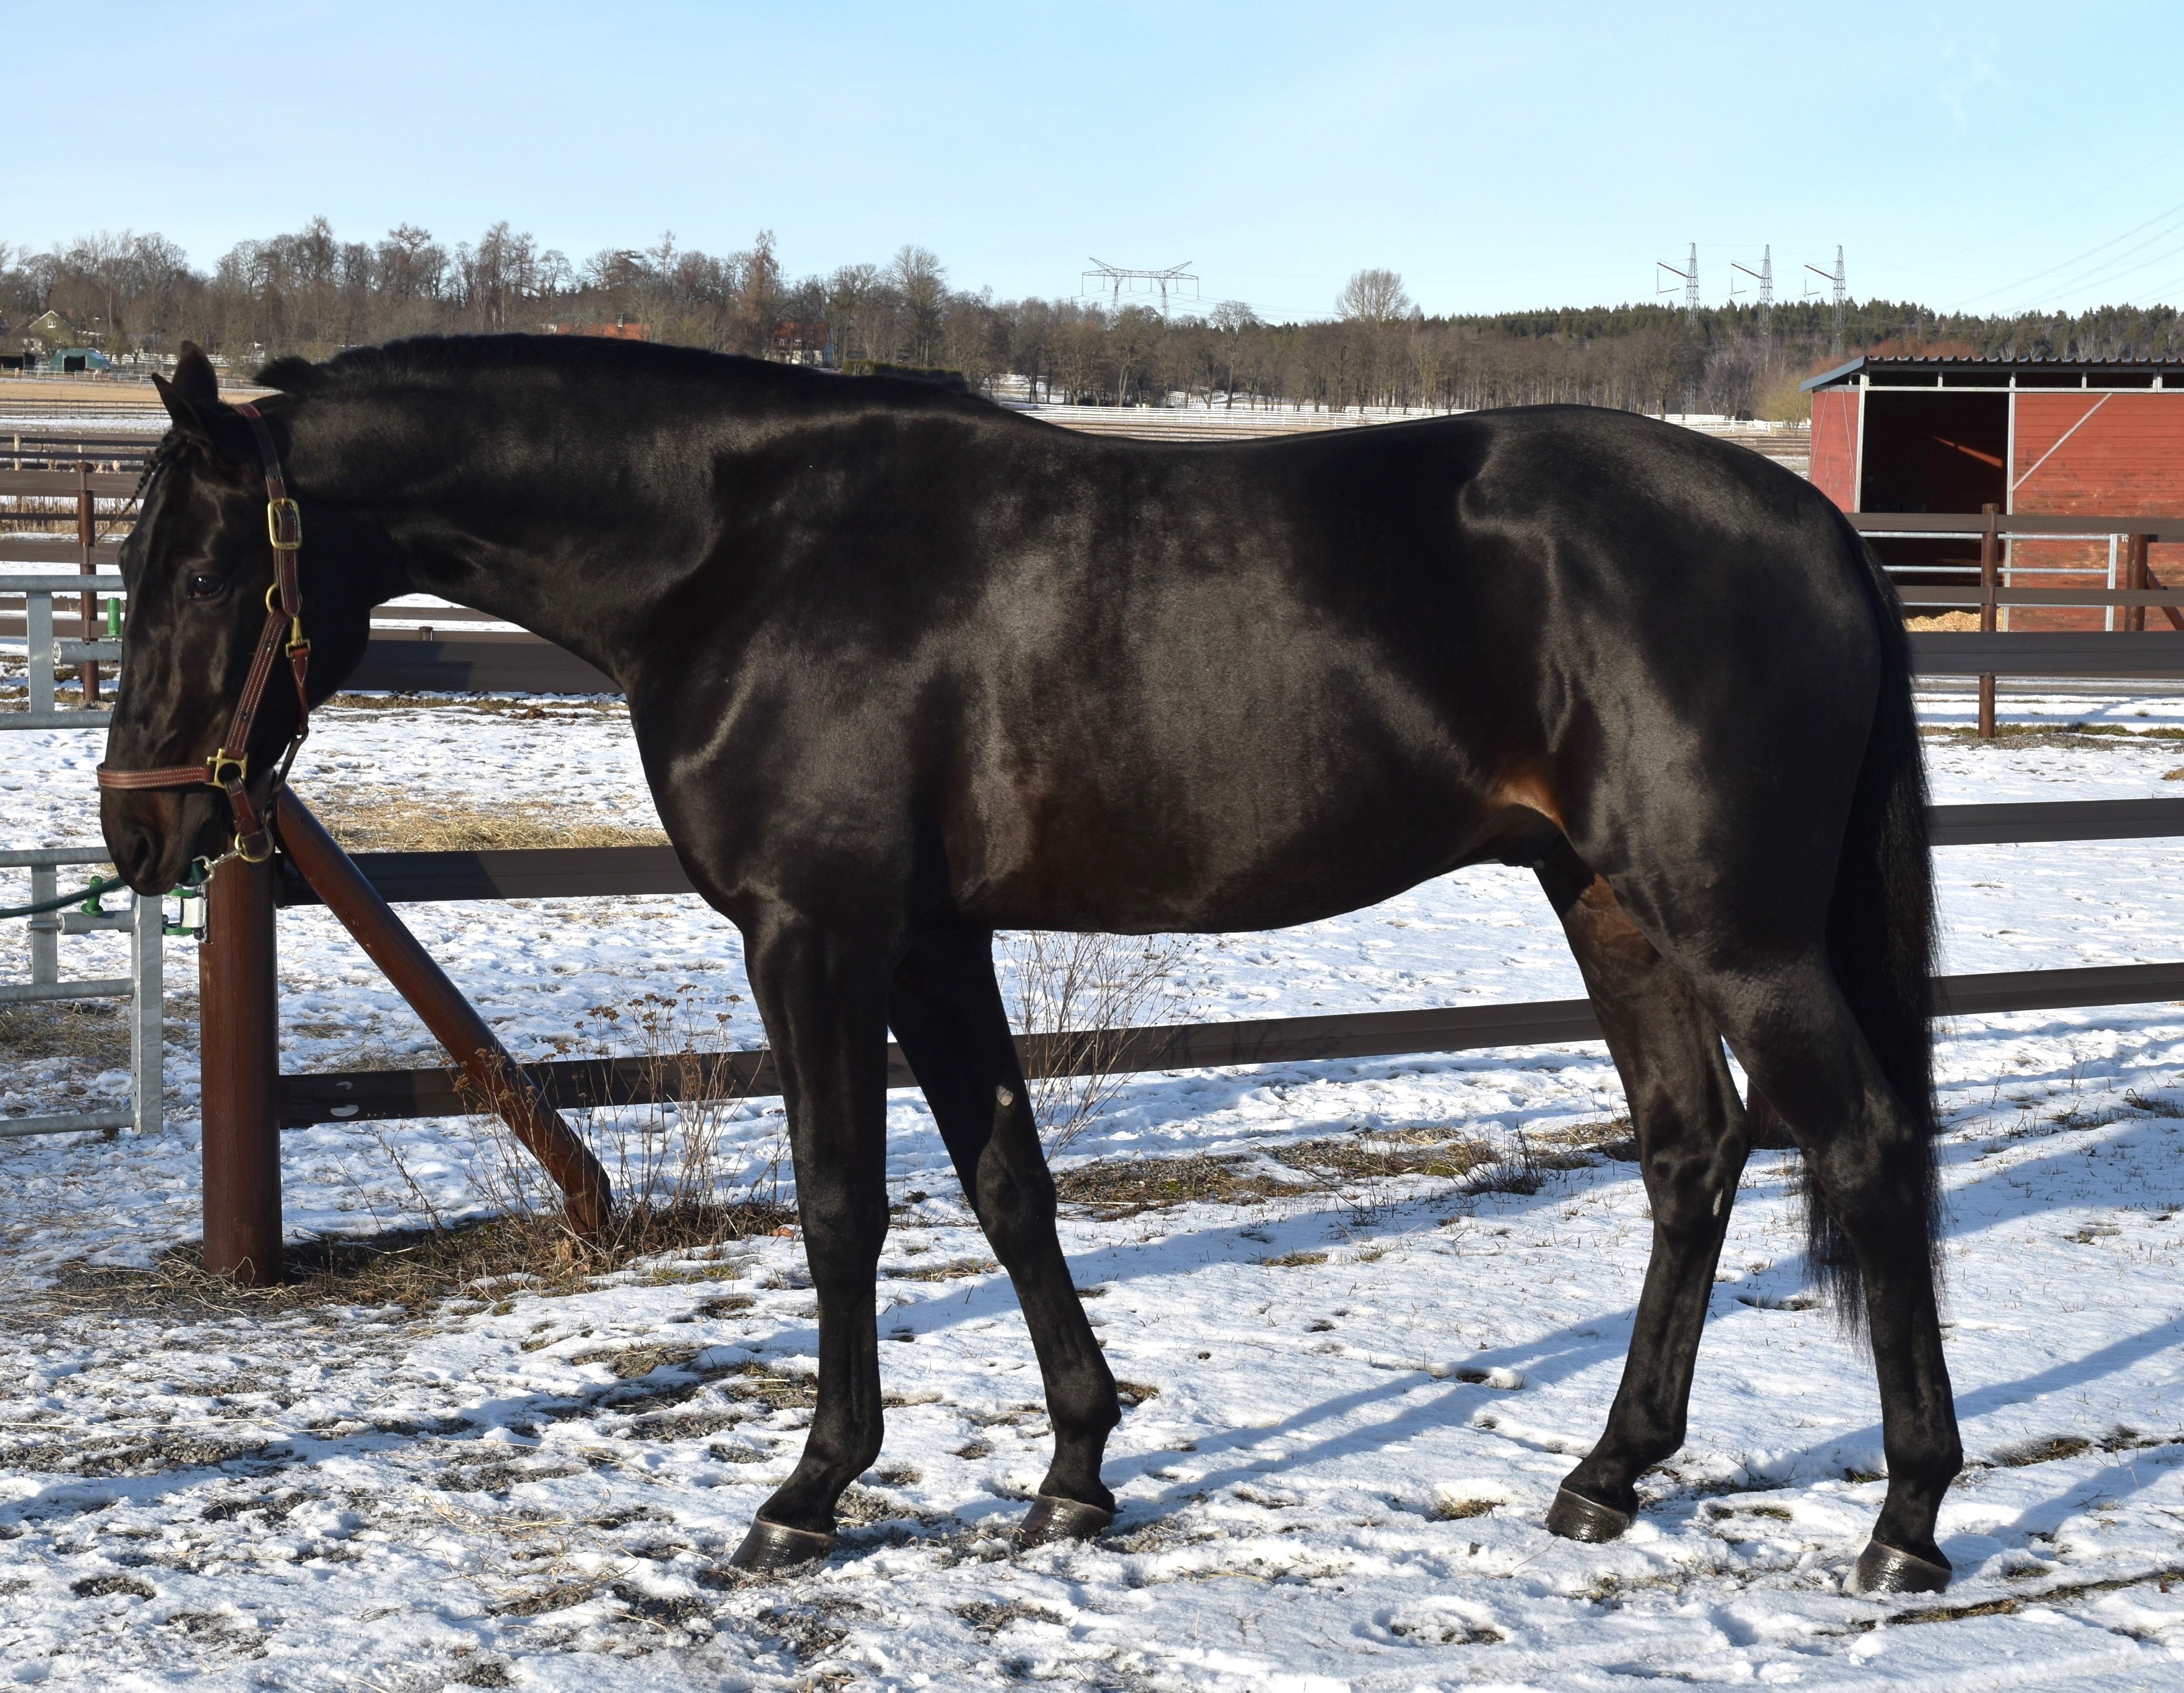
76 460 98 703
1978 503 1999 741
2127 532 2151 634
200 854 283 1285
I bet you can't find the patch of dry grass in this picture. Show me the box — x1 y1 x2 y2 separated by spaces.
1053 1154 1302 1217
1994 1435 2093 1468
305 791 667 851
1887 1565 2184 1628
0 999 129 1068
1274 1129 1497 1182
884 1258 998 1282
31 1200 798 1320
1050 1124 1598 1219
15 982 786 1325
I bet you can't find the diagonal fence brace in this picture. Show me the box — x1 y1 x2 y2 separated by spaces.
273 788 613 1237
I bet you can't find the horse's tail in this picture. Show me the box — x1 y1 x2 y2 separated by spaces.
1802 521 1940 1330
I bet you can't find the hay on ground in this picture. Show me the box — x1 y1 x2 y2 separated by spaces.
302 791 668 851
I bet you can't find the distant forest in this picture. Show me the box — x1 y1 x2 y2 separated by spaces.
6 219 2184 421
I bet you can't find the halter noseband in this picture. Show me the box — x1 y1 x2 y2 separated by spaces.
95 401 311 864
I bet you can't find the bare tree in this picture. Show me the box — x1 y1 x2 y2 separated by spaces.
1337 267 1411 327
67 230 139 346
825 262 882 363
889 244 947 365
19 211 2172 423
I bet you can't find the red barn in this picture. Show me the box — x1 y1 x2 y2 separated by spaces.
1803 355 2184 629
544 318 651 341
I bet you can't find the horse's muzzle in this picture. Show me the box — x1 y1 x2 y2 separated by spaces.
100 788 221 894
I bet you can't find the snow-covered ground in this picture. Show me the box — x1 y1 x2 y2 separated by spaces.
10 689 2184 1688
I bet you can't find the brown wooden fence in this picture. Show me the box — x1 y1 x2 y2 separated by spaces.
270 795 2184 1126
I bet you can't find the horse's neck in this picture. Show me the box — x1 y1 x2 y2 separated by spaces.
394 531 628 668
338 393 723 675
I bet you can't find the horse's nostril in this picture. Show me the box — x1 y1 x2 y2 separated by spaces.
125 839 158 889
103 812 166 894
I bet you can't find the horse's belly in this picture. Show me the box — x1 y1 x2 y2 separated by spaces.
951 771 1543 935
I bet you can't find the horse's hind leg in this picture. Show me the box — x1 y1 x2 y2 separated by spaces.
887 928 1121 1541
1555 851 1961 1590
1534 844 1755 1542
1709 961 1961 1592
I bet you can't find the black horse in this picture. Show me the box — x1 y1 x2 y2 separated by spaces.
100 338 1958 1590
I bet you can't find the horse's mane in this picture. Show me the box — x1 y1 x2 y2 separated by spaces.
252 335 987 410
129 429 194 509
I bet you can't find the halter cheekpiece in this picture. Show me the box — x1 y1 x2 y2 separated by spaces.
95 401 311 863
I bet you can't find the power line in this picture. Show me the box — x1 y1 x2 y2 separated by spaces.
1955 195 2184 309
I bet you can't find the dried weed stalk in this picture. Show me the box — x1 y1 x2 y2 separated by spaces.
450 987 791 1269
165 987 802 1310
1000 931 1194 1150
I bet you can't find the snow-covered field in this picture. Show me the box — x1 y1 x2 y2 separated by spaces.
10 687 2184 1688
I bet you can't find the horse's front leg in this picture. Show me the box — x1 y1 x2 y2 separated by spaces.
728 913 895 1571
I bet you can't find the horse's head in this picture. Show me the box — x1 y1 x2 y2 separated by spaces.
100 344 394 893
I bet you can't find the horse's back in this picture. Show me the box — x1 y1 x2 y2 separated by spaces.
826 404 1887 933
626 387 1884 935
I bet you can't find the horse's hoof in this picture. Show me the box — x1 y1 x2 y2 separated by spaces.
1850 1539 1951 1595
727 1517 833 1572
1017 1495 1115 1547
1544 1487 1633 1543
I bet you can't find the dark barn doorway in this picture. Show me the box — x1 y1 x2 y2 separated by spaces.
1858 390 2008 581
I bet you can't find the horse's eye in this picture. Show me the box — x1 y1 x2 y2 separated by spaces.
185 572 224 600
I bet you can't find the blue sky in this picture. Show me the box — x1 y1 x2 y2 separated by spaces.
9 0 2184 321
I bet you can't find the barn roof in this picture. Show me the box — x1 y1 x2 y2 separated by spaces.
1803 354 2184 392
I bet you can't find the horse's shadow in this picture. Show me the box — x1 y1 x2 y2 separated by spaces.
862 1165 2184 1538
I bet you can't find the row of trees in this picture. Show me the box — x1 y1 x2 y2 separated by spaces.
6 221 2184 420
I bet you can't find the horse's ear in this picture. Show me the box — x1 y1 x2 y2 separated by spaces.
153 356 255 468
170 341 219 407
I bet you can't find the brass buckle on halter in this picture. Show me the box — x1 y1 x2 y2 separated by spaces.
267 498 302 551
207 749 248 790
263 581 308 655
233 826 275 865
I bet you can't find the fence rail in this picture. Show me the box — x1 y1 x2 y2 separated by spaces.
268 795 2184 1125
1913 632 2184 677
36 625 2184 697
277 959 2184 1129
252 798 2184 909
0 469 142 497
1849 513 2184 543
0 434 163 471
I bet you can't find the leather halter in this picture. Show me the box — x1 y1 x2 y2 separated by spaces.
95 402 311 863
